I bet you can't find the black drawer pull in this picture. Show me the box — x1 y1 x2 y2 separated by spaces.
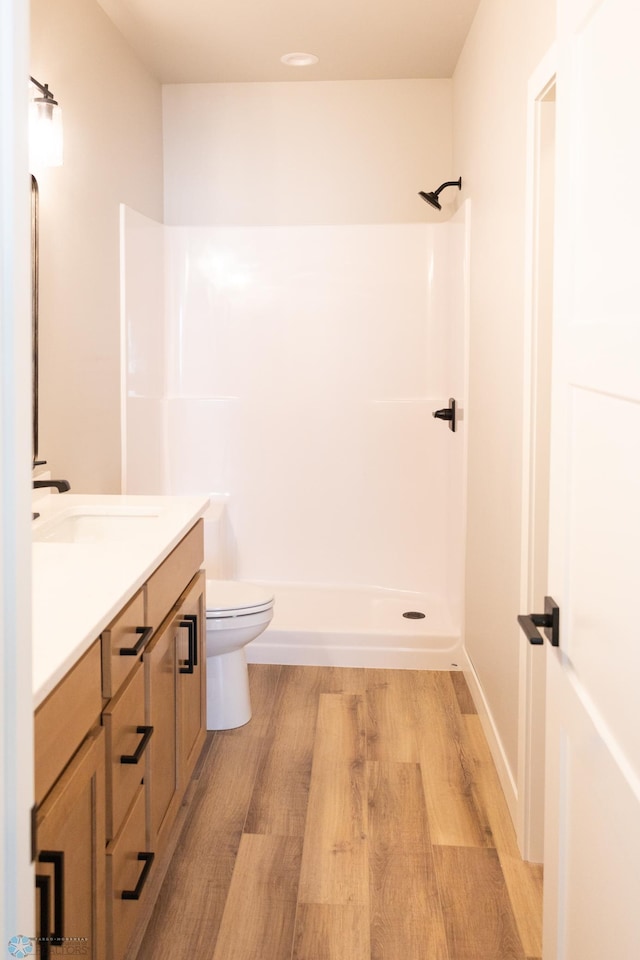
182 614 198 667
121 852 154 900
38 850 64 945
120 625 153 657
120 726 154 765
178 617 196 674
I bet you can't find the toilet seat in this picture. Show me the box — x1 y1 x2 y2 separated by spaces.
206 579 274 619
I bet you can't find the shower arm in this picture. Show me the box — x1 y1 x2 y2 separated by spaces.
433 180 462 199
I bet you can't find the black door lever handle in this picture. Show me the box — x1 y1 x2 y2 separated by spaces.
517 614 546 645
517 596 560 647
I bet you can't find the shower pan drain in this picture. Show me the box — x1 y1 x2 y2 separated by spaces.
402 611 426 619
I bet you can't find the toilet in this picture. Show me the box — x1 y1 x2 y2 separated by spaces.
205 579 275 730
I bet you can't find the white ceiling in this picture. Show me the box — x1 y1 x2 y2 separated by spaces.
97 0 482 84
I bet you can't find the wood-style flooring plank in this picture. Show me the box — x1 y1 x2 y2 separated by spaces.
433 845 526 960
292 904 370 960
450 670 478 714
316 666 367 695
212 833 302 960
297 694 368 905
462 716 544 956
243 665 324 837
312 690 366 766
365 668 420 762
367 760 449 960
413 670 491 847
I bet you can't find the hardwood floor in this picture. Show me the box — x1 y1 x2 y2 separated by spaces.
135 665 543 960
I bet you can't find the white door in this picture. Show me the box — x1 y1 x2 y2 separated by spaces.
543 0 640 956
518 57 556 864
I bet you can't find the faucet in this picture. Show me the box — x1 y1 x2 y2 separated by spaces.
33 479 71 493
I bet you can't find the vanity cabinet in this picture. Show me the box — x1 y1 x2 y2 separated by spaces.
34 519 206 960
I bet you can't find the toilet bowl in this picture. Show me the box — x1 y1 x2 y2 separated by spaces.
205 579 274 730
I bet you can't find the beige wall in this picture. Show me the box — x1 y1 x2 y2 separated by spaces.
31 0 163 493
453 0 555 778
163 80 453 225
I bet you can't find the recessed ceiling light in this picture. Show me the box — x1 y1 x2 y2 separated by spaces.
280 52 319 67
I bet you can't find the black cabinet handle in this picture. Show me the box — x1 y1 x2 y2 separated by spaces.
120 625 153 657
35 873 51 960
178 617 197 674
120 726 154 765
517 596 560 647
121 852 154 900
38 850 64 946
182 614 198 667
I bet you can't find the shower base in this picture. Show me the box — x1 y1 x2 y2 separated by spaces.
245 581 462 670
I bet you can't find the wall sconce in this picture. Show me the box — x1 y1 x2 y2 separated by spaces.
29 76 63 169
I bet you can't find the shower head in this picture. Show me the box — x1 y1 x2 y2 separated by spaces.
418 177 462 210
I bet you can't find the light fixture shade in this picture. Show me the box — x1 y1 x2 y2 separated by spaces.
280 52 319 67
29 96 63 169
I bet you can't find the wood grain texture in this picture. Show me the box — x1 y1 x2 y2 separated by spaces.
365 668 420 762
298 694 368 904
413 670 491 847
367 760 449 960
292 904 370 960
315 666 367 695
462 716 544 956
433 845 526 960
212 833 302 960
244 666 323 837
133 665 542 960
450 670 477 714
35 639 102 805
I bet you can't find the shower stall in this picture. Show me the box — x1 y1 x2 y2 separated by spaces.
121 206 469 669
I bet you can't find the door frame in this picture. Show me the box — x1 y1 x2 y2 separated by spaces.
0 0 35 942
517 45 558 862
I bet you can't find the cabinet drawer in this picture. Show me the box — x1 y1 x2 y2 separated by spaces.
101 589 148 699
35 640 102 805
146 520 203 632
103 663 148 841
107 785 149 960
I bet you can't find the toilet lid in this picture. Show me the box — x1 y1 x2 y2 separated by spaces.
206 579 274 617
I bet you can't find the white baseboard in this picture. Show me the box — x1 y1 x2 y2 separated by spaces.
460 646 519 828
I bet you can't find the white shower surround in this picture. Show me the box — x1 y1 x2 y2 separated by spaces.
121 208 468 668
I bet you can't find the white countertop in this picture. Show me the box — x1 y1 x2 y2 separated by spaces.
32 493 209 708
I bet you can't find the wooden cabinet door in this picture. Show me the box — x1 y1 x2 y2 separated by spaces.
176 570 206 790
35 726 106 960
106 785 149 960
144 614 178 858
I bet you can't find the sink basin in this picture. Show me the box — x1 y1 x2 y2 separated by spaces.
33 506 162 543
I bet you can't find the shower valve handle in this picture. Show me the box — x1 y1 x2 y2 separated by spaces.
432 398 456 432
